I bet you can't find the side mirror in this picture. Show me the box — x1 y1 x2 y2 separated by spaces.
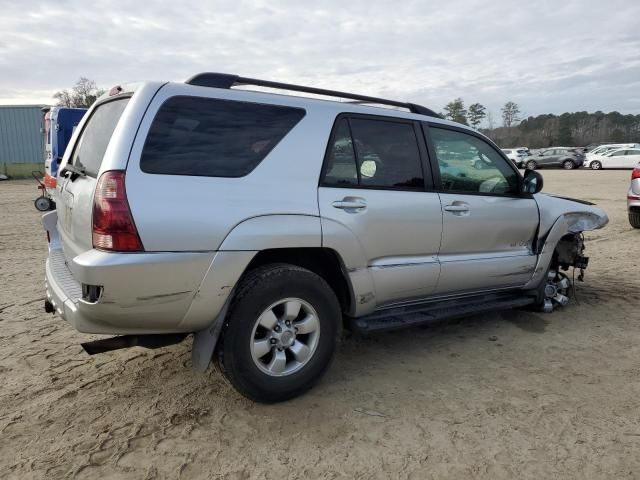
522 169 543 194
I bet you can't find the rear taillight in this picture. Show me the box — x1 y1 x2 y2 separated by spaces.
632 167 640 180
92 170 144 252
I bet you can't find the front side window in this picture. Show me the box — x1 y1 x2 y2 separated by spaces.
141 96 305 177
610 150 627 157
430 127 519 195
322 117 424 189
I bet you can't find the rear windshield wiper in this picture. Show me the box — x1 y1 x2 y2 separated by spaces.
60 162 87 179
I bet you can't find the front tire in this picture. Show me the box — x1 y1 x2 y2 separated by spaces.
630 211 640 229
590 161 602 170
525 160 537 170
217 264 340 403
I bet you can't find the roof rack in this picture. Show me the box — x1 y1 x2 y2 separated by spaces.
185 72 441 118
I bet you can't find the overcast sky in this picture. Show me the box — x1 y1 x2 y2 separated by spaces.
2 0 639 120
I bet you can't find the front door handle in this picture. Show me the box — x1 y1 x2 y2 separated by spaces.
444 202 470 215
332 197 367 212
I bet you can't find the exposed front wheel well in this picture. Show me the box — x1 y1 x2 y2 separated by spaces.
243 248 353 315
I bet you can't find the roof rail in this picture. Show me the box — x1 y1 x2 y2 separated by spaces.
185 72 441 118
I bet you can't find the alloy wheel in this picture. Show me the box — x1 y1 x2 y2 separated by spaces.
250 298 320 377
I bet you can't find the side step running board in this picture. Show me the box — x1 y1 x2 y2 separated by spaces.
348 293 535 334
81 334 188 355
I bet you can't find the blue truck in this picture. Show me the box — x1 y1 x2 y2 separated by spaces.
37 106 87 210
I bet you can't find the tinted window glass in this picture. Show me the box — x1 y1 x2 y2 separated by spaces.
611 150 626 156
141 96 305 177
627 150 640 155
430 127 518 195
70 98 129 177
323 119 358 186
348 118 424 189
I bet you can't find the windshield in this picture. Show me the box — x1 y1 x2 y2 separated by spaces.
69 98 130 177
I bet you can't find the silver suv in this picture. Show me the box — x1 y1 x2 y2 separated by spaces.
43 73 609 402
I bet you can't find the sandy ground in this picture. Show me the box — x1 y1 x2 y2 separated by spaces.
1 170 639 479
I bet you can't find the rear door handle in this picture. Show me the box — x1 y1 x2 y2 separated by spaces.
332 198 367 211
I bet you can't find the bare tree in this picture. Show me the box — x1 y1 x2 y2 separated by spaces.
501 101 521 128
52 89 73 107
53 77 105 108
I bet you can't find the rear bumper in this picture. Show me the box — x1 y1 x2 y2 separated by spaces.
42 211 252 335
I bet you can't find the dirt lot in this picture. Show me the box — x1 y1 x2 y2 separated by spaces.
1 170 639 479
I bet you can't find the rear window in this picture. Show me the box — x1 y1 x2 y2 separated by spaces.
69 98 129 177
140 96 305 177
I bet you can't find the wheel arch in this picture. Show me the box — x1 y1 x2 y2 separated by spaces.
243 247 355 317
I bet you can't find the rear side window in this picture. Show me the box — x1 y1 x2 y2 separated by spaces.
70 98 129 177
141 96 305 177
322 117 424 190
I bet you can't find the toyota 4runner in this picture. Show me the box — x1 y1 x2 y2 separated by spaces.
43 73 608 402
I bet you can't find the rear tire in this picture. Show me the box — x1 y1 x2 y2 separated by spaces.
525 160 537 170
590 161 602 170
630 211 640 229
217 264 340 403
563 160 575 170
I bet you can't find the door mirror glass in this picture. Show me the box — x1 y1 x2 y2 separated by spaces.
522 169 543 194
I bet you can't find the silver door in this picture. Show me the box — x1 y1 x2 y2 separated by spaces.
318 117 442 306
427 126 539 294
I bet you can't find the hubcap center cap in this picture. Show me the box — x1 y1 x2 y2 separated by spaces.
280 330 295 347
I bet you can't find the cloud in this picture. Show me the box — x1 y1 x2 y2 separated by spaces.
1 0 639 116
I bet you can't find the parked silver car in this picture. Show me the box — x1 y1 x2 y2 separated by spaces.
43 73 608 402
628 164 640 228
524 148 584 170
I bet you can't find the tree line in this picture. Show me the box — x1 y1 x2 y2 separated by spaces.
51 78 640 149
440 97 640 148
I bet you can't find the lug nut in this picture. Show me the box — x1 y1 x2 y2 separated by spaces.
270 338 277 344
274 325 281 332
285 320 291 327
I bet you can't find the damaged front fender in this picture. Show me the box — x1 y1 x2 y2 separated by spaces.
524 194 609 289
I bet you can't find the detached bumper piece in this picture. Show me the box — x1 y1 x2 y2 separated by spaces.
81 334 188 355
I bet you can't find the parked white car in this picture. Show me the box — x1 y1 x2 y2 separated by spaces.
584 147 640 170
586 144 638 159
501 148 529 167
